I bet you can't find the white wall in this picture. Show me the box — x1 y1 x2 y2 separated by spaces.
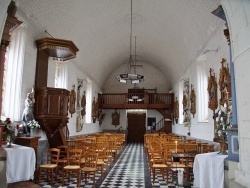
0 0 10 39
17 21 103 140
103 61 171 93
20 27 38 114
101 109 127 131
102 21 230 140
221 0 250 186
147 109 164 125
57 59 103 137
101 109 163 132
172 23 229 141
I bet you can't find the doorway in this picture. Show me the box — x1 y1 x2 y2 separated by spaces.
127 113 146 143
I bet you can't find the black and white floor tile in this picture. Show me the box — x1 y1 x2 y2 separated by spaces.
38 143 193 188
100 143 146 188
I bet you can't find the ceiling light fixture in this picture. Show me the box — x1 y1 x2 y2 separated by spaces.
117 0 144 84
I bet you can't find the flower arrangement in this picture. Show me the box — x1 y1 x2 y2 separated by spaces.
27 119 40 129
214 104 232 137
3 118 19 143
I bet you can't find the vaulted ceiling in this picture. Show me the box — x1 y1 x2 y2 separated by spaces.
14 0 223 88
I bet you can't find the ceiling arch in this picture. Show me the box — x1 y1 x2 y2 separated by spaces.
14 0 224 88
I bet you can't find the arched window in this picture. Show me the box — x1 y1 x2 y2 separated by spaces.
55 60 68 89
196 55 208 122
85 78 92 123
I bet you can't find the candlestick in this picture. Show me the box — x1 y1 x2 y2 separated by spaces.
175 140 177 153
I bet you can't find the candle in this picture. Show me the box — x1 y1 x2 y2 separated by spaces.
175 140 178 153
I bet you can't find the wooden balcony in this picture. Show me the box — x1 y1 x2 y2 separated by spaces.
98 93 174 110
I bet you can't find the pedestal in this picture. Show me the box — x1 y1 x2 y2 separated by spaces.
227 128 239 161
14 137 40 162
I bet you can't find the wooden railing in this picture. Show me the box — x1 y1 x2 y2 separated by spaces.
98 93 174 110
155 117 165 131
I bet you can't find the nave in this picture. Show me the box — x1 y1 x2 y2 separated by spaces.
38 143 193 188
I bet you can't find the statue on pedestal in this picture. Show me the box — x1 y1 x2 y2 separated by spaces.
22 89 35 134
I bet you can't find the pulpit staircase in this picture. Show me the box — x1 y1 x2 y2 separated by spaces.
154 109 173 133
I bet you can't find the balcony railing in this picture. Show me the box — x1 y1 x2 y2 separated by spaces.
98 93 174 110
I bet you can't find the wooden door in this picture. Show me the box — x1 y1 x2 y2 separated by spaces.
127 113 146 143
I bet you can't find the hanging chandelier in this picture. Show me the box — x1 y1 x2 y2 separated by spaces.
117 0 144 84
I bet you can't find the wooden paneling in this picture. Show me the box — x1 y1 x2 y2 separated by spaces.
36 38 79 61
35 50 49 89
35 87 69 116
48 95 61 114
34 37 78 148
34 87 69 147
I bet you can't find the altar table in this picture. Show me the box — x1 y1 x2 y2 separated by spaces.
193 152 227 188
3 144 36 183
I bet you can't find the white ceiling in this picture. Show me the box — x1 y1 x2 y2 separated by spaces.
14 0 223 89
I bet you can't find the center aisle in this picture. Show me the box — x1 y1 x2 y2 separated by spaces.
100 143 151 187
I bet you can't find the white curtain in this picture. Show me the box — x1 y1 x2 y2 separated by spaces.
3 25 27 121
85 78 92 123
196 58 208 122
56 62 68 89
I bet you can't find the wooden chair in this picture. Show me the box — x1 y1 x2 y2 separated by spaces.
148 145 164 173
184 149 198 183
107 138 118 160
38 148 60 184
200 144 215 153
75 139 84 149
66 139 77 149
184 143 198 152
105 142 114 167
96 147 108 179
151 148 168 184
62 148 82 187
184 143 198 162
163 144 187 184
169 153 187 184
81 152 98 187
57 145 68 170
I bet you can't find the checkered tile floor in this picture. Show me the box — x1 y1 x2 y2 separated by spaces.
100 143 146 188
38 143 193 187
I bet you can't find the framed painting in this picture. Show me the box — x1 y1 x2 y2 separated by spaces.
207 68 218 111
219 58 231 106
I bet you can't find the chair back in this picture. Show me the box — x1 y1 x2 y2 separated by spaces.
67 148 82 166
57 145 68 159
66 140 77 149
47 148 60 165
184 143 198 153
163 143 176 163
84 152 98 168
75 139 84 149
200 144 215 153
150 147 164 164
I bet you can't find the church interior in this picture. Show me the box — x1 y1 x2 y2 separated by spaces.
0 0 250 188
